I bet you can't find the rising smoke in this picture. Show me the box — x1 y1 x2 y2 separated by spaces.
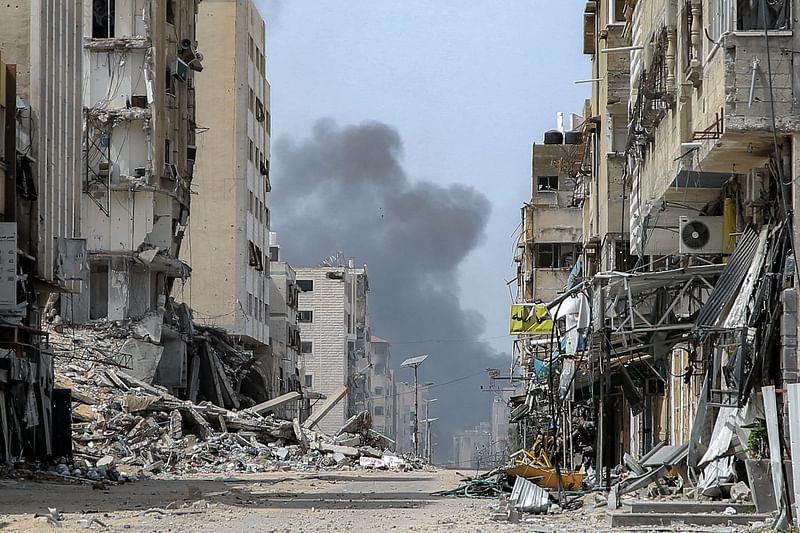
273 119 502 461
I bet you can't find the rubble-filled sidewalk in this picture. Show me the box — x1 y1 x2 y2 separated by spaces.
0 319 426 486
48 355 424 484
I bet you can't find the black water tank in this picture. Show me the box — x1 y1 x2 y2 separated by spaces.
564 130 582 145
544 130 564 144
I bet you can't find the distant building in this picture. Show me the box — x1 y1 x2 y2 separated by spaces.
515 117 585 305
268 233 302 419
369 336 395 440
295 260 371 434
452 422 492 470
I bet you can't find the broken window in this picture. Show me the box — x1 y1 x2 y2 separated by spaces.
165 66 175 96
255 98 265 122
304 374 313 388
537 175 559 192
298 310 313 323
608 0 625 24
92 0 115 38
166 0 175 25
536 243 581 268
614 240 640 271
248 241 264 271
737 0 789 30
301 342 312 354
297 279 313 292
89 263 109 320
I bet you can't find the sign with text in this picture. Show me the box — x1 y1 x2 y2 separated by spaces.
0 223 16 309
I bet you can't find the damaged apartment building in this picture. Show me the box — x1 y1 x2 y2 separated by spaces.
512 0 800 520
510 0 800 519
295 258 372 434
0 1 85 462
68 0 200 324
268 233 304 420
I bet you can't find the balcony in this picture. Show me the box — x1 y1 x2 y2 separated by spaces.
692 31 795 172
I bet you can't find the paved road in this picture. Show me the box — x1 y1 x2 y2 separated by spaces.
0 469 515 532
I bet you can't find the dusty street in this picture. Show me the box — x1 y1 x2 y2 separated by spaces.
0 469 616 532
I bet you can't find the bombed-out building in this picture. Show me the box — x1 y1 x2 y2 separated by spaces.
510 0 800 520
295 260 371 434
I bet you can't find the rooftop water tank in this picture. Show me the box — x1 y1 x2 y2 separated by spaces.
564 130 583 145
544 130 564 144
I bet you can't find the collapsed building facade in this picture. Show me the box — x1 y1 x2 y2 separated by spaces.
511 0 800 519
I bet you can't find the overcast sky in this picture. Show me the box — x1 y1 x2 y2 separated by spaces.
258 0 589 446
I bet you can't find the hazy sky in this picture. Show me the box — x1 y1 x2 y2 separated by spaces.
258 0 589 447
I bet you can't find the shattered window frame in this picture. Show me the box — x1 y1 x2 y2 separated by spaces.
297 279 314 292
537 175 559 192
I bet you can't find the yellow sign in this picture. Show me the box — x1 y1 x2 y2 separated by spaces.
510 304 553 334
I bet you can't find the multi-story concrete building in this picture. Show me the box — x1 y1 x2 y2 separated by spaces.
295 261 371 434
0 1 85 462
0 1 84 293
183 0 272 382
515 119 584 305
68 0 200 323
369 336 396 439
268 233 302 419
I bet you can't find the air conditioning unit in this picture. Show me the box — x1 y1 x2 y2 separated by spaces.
679 216 724 254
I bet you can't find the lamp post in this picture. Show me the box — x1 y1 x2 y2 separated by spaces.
423 398 438 462
400 355 429 456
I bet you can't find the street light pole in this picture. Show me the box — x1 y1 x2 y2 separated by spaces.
413 365 419 456
400 355 429 458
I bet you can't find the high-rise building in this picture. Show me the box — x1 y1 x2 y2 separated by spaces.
184 0 272 382
69 0 201 323
295 261 370 434
0 0 85 462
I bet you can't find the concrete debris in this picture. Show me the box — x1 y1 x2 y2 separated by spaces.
23 355 428 484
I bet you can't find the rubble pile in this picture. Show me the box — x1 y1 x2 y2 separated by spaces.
51 355 420 483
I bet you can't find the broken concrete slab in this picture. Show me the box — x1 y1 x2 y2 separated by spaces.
133 311 164 343
250 392 302 415
319 443 359 457
120 338 164 384
303 385 347 430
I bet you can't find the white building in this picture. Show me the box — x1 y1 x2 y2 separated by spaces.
295 261 370 434
69 0 201 322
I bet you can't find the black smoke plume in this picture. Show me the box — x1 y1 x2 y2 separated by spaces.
273 119 501 461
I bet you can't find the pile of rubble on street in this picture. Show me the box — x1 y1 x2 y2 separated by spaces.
2 317 425 486
51 355 422 484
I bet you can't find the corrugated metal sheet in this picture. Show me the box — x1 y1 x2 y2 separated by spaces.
509 475 550 514
695 226 762 329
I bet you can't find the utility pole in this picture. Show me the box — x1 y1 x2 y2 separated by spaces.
400 355 429 457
